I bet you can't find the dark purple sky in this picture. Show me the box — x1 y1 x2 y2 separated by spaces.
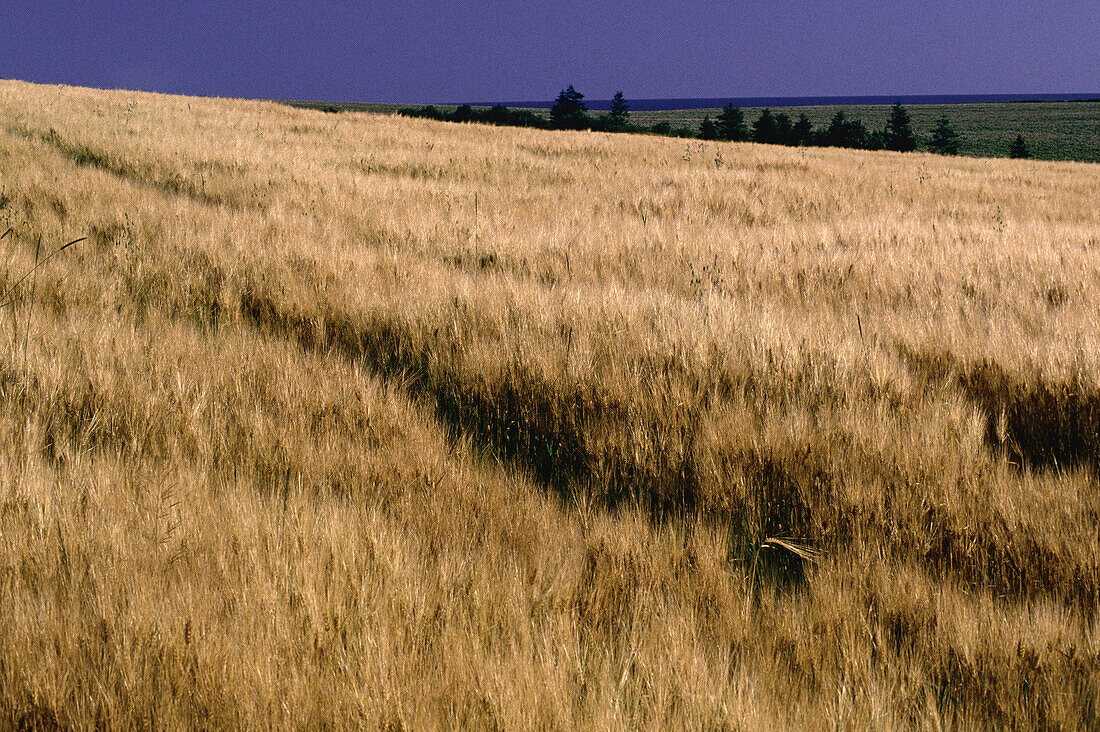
3 1 1098 103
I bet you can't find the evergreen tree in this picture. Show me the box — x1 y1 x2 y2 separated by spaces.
487 104 511 126
717 103 749 141
597 91 631 132
752 109 780 144
822 111 847 146
773 112 795 145
550 85 590 130
609 91 630 123
451 104 475 123
398 105 447 121
928 116 960 155
791 114 814 146
699 116 719 140
1009 134 1031 159
883 101 917 151
849 121 870 148
865 129 886 150
822 110 869 149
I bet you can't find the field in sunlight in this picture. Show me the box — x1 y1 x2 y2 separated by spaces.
1 79 1098 728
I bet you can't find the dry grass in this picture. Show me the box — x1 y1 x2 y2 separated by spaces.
1 77 1099 729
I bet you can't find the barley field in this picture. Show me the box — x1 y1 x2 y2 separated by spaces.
1 78 1099 729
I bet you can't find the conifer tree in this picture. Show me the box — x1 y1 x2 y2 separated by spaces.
822 110 847 147
1009 134 1031 159
752 109 780 144
883 101 917 151
609 91 629 122
600 91 630 132
772 112 795 145
791 114 814 146
699 117 719 140
451 104 475 123
822 110 869 149
550 85 590 130
928 116 960 155
717 103 749 141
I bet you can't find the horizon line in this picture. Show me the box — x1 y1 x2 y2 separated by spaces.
452 92 1100 111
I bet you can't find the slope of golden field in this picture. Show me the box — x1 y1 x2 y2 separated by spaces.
1 78 1099 728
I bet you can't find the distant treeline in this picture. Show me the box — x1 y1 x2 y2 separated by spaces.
398 103 550 129
398 86 1034 158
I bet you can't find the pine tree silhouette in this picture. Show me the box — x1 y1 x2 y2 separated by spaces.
609 91 629 121
1009 134 1031 159
791 114 814 146
752 109 780 144
883 101 917 151
717 104 749 141
550 85 590 130
823 110 869 149
928 116 960 155
699 117 719 140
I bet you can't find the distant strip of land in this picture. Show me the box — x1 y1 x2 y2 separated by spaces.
284 98 1100 163
478 93 1100 111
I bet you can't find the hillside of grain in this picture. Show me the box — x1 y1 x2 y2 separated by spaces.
1 78 1099 729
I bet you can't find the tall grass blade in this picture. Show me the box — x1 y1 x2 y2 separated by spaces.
0 235 86 311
